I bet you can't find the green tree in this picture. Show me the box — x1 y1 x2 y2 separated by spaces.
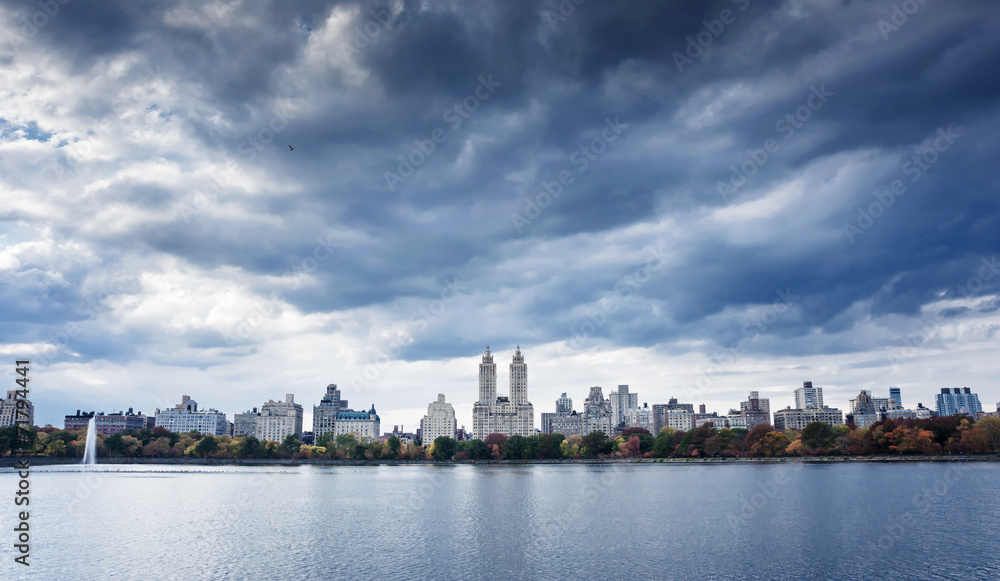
237 435 264 458
431 436 458 461
504 435 527 459
652 429 676 457
104 433 126 456
801 421 835 449
386 435 402 458
194 435 218 458
463 439 490 459
335 433 359 453
581 430 612 457
280 434 302 456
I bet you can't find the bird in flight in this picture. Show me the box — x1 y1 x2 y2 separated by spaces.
288 145 295 151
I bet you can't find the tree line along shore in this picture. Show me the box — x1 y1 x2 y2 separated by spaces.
2 413 998 464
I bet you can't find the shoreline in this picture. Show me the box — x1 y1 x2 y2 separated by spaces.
3 455 998 468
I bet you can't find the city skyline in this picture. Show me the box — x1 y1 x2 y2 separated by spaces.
3 1 1000 448
30 345 999 436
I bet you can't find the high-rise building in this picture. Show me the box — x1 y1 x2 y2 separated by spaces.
850 391 890 416
420 394 457 443
935 388 983 416
312 384 380 441
154 396 227 435
556 393 573 414
542 393 573 434
609 385 638 428
794 381 824 410
848 390 881 428
234 408 258 437
889 387 902 409
740 391 770 425
471 346 535 438
624 403 654 433
547 386 613 437
0 390 33 428
255 394 303 443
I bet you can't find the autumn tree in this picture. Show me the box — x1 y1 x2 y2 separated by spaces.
976 417 1000 453
760 431 790 457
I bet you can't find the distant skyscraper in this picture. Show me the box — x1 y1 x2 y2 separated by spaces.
421 394 457 443
740 391 771 425
849 390 881 428
889 387 902 409
556 393 573 414
255 394 303 443
472 346 534 438
609 385 638 428
312 384 380 440
547 386 612 437
0 390 33 428
794 381 824 410
935 388 983 416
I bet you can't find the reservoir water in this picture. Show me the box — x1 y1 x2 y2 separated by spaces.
2 462 998 580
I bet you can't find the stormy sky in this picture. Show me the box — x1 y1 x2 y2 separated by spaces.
2 0 999 431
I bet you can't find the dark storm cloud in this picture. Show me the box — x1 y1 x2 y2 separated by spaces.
4 0 1000 376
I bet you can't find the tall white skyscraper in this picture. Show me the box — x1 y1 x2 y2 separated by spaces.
472 346 534 438
794 381 824 410
421 394 457 443
255 394 303 443
609 385 638 428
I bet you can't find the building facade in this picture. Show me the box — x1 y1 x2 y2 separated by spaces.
234 408 258 437
935 387 983 416
624 404 654 433
889 387 902 409
609 385 638 429
849 390 883 428
472 346 534 438
154 396 227 435
311 384 380 441
773 407 845 430
420 394 457 443
740 391 770 425
0 390 33 428
255 394 303 443
794 381 824 410
92 409 148 435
